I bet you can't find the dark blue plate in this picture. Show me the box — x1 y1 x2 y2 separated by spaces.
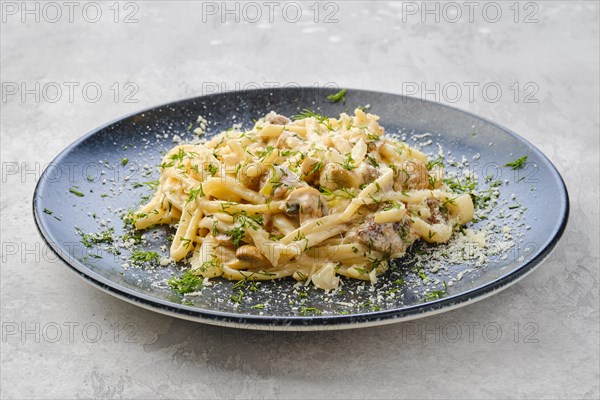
33 88 569 330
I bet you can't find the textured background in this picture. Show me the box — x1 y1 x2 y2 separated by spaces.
1 1 599 399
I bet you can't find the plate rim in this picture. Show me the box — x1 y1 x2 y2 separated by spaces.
32 87 570 329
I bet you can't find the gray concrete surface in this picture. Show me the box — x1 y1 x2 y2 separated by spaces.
1 1 599 399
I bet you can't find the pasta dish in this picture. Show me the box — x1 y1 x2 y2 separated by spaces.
132 108 474 290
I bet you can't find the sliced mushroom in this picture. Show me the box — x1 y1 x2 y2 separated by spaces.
357 164 380 186
265 111 291 125
212 233 233 246
301 157 322 184
237 162 264 190
258 165 303 200
284 187 327 225
331 167 361 188
357 217 416 257
320 163 360 190
274 166 304 200
235 245 271 268
393 160 429 191
366 140 380 153
426 198 446 224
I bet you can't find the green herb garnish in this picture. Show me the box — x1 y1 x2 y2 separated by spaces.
443 176 477 194
186 185 204 203
299 307 322 316
327 88 347 103
168 270 203 294
423 290 447 302
144 180 159 190
69 187 85 197
205 164 219 177
342 154 356 170
307 160 323 176
130 250 160 263
228 226 245 246
426 157 445 170
505 156 528 170
180 237 192 248
293 109 333 130
76 227 114 248
366 155 379 168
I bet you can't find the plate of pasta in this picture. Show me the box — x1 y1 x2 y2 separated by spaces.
33 88 569 330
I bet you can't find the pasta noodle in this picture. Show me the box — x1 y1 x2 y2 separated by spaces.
132 109 474 290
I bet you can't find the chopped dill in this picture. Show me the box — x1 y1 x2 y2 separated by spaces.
130 250 160 263
204 163 219 177
180 237 192 248
228 226 245 246
299 307 322 316
76 227 114 248
366 155 379 168
342 154 356 170
168 270 203 294
426 157 445 170
69 187 85 197
186 185 204 203
293 109 333 130
423 290 447 302
144 180 160 190
327 88 346 103
505 156 528 170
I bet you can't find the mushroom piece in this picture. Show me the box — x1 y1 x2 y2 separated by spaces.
320 163 361 190
237 162 264 190
357 217 416 257
426 198 446 224
300 157 322 184
284 187 328 225
273 166 305 200
235 245 271 268
393 160 429 191
258 165 303 200
212 233 233 246
265 111 291 125
357 163 380 186
331 167 361 188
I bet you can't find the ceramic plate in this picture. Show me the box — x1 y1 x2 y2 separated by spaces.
33 88 569 330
